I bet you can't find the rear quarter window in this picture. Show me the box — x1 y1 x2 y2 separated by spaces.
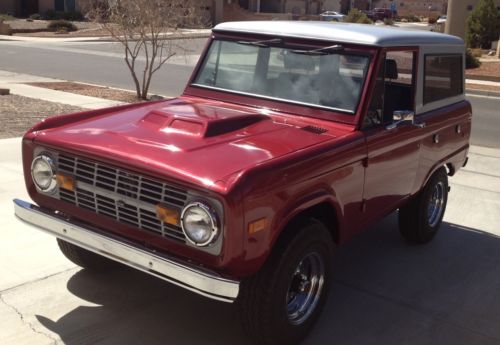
423 54 463 104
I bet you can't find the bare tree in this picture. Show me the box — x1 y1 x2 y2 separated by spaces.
84 0 206 100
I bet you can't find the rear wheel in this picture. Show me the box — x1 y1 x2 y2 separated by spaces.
399 167 448 244
57 239 117 271
237 220 334 345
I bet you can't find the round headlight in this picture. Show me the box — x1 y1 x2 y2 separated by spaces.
181 202 219 247
31 154 57 193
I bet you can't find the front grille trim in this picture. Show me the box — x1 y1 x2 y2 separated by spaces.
56 153 188 242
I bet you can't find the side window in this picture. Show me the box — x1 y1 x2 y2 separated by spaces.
383 51 416 123
423 55 463 104
365 50 416 128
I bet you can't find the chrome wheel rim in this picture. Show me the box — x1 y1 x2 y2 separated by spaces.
427 181 445 227
286 252 325 325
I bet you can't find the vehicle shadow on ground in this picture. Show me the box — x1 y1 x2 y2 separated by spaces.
36 214 500 345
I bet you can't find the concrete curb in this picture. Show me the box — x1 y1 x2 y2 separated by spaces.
466 88 500 98
466 74 500 83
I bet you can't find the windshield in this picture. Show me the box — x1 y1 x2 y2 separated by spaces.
192 39 371 114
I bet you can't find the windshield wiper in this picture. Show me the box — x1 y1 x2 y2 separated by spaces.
236 38 283 48
291 44 344 55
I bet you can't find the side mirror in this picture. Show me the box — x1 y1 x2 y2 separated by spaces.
386 110 425 130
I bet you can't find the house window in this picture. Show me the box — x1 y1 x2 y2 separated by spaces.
66 0 76 12
424 55 463 105
55 0 65 11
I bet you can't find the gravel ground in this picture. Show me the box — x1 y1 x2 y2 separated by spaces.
466 61 500 82
0 94 84 139
27 82 143 103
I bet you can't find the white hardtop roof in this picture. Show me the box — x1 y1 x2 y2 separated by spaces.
213 21 464 47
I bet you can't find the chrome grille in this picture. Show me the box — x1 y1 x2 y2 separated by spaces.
56 154 188 242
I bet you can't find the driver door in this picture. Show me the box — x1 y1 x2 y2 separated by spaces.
362 49 423 222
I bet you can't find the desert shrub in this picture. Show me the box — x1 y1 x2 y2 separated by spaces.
44 10 58 20
384 18 394 25
44 10 84 21
29 13 41 20
408 13 421 22
428 15 438 24
466 0 500 48
0 13 15 21
344 8 373 24
61 11 84 21
398 13 420 22
466 49 482 69
47 20 78 32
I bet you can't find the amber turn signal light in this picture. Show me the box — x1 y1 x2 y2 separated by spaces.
56 173 75 191
156 204 180 226
248 218 268 235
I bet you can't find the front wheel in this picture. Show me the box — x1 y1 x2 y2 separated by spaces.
399 167 448 244
237 220 334 345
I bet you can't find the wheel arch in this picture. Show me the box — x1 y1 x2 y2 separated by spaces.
273 200 340 251
422 164 449 192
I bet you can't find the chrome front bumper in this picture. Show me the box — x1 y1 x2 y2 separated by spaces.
13 199 239 303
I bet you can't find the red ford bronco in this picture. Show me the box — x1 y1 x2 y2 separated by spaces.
15 22 471 344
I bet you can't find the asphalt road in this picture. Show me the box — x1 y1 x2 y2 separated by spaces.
0 38 499 148
0 39 207 96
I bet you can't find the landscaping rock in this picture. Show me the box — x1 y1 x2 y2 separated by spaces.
0 94 83 139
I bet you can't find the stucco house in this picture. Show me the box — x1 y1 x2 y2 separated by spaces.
372 0 448 16
446 0 500 39
0 0 81 17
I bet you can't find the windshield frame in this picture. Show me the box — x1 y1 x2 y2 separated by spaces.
184 33 378 125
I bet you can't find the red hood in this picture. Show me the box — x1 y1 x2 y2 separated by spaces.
33 97 352 194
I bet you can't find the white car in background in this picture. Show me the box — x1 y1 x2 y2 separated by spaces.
320 11 345 22
437 15 447 24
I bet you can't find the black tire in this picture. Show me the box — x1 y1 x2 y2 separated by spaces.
399 167 448 244
57 239 117 271
237 219 334 345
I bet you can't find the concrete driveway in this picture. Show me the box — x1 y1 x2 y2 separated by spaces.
1 138 499 345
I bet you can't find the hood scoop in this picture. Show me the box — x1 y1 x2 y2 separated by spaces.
140 102 270 138
301 125 328 134
205 115 268 137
